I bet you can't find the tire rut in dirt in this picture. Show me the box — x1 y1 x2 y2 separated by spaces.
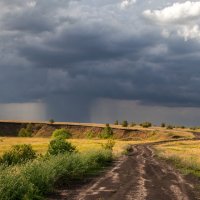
141 145 196 200
75 149 142 200
48 144 198 200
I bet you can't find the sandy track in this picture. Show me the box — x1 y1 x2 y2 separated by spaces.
48 144 198 200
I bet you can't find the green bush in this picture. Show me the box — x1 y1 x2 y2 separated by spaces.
86 131 94 139
122 120 128 127
0 144 36 166
0 150 113 200
18 128 28 137
0 167 37 200
114 120 119 125
166 125 173 129
140 121 152 128
47 138 76 155
101 140 115 150
176 125 185 129
52 128 71 139
130 122 136 127
18 124 33 137
161 123 165 127
49 119 54 124
100 124 113 139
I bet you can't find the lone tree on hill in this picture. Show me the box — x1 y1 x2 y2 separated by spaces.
122 120 128 127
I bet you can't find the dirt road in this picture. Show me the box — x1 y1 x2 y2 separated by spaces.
49 145 198 200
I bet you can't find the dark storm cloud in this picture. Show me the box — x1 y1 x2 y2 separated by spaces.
19 26 157 68
1 0 200 122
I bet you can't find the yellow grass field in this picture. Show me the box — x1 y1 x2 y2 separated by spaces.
0 128 195 157
0 137 142 156
155 140 200 176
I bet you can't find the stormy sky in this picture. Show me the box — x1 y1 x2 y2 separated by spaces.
1 0 200 125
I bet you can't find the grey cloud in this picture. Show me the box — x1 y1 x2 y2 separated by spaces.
0 0 200 123
3 11 53 33
18 26 158 68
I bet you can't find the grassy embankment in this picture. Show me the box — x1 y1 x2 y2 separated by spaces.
155 140 200 177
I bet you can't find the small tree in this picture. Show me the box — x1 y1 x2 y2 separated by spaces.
122 120 128 127
100 124 113 139
49 119 55 124
114 120 119 125
47 138 76 155
52 128 71 139
161 123 166 127
106 123 110 127
140 122 152 128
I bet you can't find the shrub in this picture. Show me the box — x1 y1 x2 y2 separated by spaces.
122 120 128 127
100 124 113 139
114 120 119 125
18 124 33 137
47 138 76 156
101 140 115 150
166 125 173 129
0 150 113 200
0 167 37 200
0 144 36 166
140 121 152 128
130 122 136 127
161 123 165 127
86 131 94 139
84 150 112 167
18 128 28 137
52 128 71 139
49 119 54 124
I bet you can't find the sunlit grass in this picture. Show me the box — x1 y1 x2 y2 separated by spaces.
0 137 49 155
0 137 156 156
0 128 194 156
155 140 200 177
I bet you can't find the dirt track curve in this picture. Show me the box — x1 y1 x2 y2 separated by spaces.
49 144 199 200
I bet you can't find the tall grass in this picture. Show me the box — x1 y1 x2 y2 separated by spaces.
0 150 112 200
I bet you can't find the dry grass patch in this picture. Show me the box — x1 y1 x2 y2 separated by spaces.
0 137 141 156
155 140 200 177
0 129 194 157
